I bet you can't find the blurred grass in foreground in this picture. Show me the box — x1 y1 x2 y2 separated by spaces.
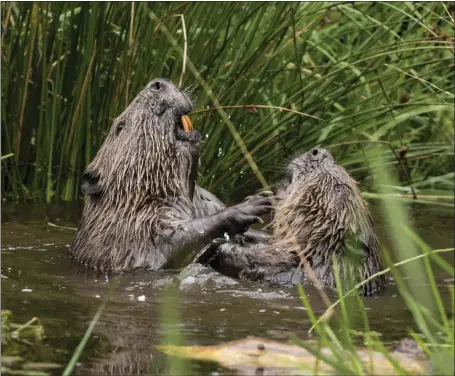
294 145 454 375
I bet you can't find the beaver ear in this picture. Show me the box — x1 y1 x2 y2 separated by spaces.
81 168 102 196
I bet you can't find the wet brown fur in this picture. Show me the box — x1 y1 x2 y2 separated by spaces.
70 79 198 271
70 79 272 273
208 149 385 295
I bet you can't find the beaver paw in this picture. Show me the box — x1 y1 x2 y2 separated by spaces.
192 238 227 264
223 193 273 235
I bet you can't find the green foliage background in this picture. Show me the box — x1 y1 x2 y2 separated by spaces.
1 3 454 374
1 2 454 203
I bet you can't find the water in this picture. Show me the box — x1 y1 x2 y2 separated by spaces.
1 203 453 375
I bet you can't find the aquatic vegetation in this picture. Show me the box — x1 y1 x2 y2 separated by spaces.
2 310 44 350
1 2 453 375
1 310 61 375
1 2 453 204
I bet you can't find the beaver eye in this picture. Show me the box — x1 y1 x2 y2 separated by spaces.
115 121 125 136
335 185 344 195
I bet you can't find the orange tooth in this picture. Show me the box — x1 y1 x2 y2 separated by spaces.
181 115 193 132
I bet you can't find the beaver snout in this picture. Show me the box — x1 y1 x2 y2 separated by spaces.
145 78 193 117
147 78 172 91
309 148 330 161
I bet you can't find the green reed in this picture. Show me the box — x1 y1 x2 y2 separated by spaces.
2 3 453 373
62 277 118 376
1 2 453 204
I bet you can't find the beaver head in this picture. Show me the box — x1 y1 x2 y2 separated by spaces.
82 78 200 202
272 148 385 295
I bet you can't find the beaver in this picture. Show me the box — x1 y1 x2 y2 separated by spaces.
69 78 272 273
196 148 385 296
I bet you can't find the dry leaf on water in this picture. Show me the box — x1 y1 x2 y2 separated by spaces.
156 336 427 375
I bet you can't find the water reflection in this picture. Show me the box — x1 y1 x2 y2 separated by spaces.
1 203 453 375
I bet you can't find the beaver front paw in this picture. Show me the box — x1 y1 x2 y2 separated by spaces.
222 192 273 235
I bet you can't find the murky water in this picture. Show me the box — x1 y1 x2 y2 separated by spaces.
1 203 453 375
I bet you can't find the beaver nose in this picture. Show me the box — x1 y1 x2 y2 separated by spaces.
147 78 173 91
309 148 329 161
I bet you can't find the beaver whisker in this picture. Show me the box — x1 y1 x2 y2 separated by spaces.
185 83 199 92
255 167 285 174
183 85 198 98
186 84 201 99
275 160 293 171
285 160 307 171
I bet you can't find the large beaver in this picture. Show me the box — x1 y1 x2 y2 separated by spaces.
70 78 272 272
198 148 385 296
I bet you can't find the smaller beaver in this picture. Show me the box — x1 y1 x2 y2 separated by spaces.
69 78 272 273
197 148 385 296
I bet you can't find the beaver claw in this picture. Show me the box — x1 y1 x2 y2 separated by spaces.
242 190 273 202
222 193 272 235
